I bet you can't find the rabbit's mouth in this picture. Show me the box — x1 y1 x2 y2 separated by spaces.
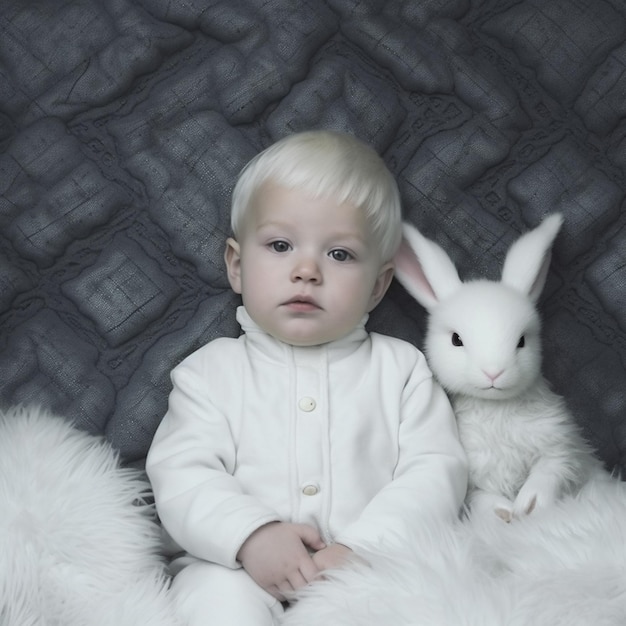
478 385 506 395
470 382 518 399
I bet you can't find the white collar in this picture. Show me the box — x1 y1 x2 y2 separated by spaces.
236 306 369 364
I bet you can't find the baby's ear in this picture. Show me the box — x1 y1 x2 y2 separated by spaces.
224 237 243 294
367 262 395 312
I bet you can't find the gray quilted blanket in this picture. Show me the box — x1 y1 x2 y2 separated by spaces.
1 0 624 471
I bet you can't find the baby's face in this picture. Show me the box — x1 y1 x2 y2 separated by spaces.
225 182 393 346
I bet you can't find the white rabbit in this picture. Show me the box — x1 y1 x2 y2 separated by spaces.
394 214 605 522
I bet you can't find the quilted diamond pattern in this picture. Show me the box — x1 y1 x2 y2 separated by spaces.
0 0 624 467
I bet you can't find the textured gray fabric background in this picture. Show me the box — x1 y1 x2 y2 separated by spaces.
0 0 625 470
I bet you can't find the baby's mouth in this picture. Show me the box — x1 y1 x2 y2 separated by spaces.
283 295 322 311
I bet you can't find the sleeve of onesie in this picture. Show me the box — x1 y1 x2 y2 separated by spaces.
145 342 281 569
334 351 469 551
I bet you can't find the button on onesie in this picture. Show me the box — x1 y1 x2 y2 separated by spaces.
290 346 331 542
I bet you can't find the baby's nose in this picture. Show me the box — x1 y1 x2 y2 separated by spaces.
292 257 322 282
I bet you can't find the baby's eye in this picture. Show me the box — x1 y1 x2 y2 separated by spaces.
329 249 352 262
269 240 291 253
451 332 463 347
517 335 525 348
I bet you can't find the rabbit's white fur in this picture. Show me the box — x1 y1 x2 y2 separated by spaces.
394 214 605 522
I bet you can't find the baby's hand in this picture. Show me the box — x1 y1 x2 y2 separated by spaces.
236 522 326 600
312 542 353 572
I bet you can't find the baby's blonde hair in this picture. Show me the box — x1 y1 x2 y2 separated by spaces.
230 130 402 261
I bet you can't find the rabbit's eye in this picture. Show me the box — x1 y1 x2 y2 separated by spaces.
517 335 525 348
451 332 463 347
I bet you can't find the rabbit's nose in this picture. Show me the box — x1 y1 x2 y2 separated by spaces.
483 369 504 384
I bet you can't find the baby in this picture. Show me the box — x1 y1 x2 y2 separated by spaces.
146 130 468 625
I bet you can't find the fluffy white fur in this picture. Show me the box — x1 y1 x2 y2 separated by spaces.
454 377 602 521
394 214 603 522
0 406 181 626
282 476 626 626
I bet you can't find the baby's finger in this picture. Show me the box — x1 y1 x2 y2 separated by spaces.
286 569 309 591
299 558 321 584
297 524 326 551
269 584 287 602
265 585 286 602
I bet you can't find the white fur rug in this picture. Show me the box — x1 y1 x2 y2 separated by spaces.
0 406 181 626
283 476 626 626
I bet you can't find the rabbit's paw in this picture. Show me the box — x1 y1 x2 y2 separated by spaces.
512 493 537 519
469 490 514 522
513 480 556 518
494 506 513 523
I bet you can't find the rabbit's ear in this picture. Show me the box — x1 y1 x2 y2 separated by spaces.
394 222 462 310
501 214 563 302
